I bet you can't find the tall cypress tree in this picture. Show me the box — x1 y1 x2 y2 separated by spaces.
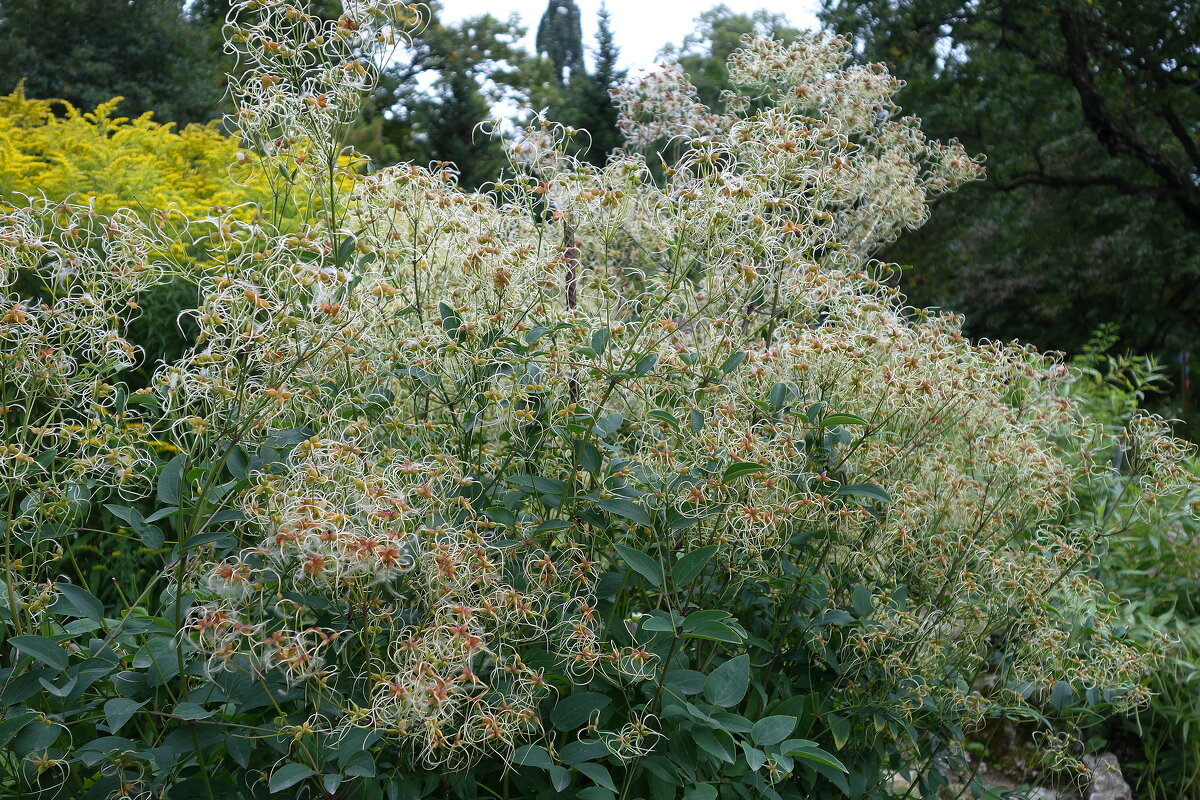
536 0 585 87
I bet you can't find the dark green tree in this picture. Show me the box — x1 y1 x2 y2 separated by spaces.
820 0 1200 357
546 2 625 166
576 2 625 163
401 9 526 188
662 5 801 111
0 0 223 124
536 0 585 87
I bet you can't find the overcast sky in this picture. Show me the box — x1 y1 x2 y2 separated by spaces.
440 1 823 71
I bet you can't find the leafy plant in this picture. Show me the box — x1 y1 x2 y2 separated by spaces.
0 4 1196 800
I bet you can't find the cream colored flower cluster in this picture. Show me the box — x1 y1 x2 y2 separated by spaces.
223 0 417 200
4 0 1197 779
163 1 1197 766
0 203 171 521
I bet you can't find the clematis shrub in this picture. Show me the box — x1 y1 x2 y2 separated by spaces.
0 2 1196 799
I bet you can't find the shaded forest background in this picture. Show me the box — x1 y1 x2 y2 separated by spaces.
1 0 1197 424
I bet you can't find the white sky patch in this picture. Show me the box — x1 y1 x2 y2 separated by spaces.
439 0 823 72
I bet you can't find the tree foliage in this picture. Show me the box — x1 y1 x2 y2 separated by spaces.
821 0 1200 356
537 2 626 166
536 0 586 86
0 0 223 125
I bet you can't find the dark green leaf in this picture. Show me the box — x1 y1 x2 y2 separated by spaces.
560 738 609 765
782 739 848 772
344 750 375 778
836 483 891 504
769 382 794 410
693 727 735 763
10 635 68 670
719 351 746 374
600 497 651 528
1050 681 1073 711
104 698 146 734
513 744 554 770
851 586 873 618
551 692 611 731
52 582 104 622
742 742 767 771
683 619 746 644
269 763 314 793
819 609 855 627
144 506 178 523
826 714 852 750
595 412 624 438
173 702 214 720
590 329 610 355
524 326 551 345
226 445 249 480
613 544 664 587
103 504 144 530
577 789 616 800
634 354 658 376
672 545 719 586
177 530 233 554
438 301 462 340
157 453 185 505
648 410 680 430
639 616 676 633
575 761 618 792
820 413 869 427
663 669 706 696
751 716 797 747
704 654 750 708
0 711 37 747
722 462 765 482
581 442 603 475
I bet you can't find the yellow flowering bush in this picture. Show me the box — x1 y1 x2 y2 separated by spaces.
0 85 270 217
0 3 1196 800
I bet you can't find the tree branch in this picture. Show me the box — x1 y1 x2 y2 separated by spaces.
1057 6 1200 229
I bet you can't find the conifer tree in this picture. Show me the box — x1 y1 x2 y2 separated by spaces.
536 0 585 87
569 3 624 165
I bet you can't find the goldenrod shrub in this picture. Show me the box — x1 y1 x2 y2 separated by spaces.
0 85 270 216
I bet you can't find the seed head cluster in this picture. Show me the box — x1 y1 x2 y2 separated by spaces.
0 0 1196 783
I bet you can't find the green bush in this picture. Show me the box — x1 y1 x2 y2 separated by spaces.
1061 332 1200 798
0 3 1196 800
